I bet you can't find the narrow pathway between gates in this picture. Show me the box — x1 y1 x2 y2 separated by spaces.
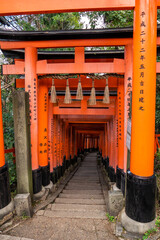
2 153 118 240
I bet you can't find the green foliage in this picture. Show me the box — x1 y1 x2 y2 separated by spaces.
84 10 133 29
15 13 83 31
142 217 160 239
143 228 157 240
1 76 16 186
106 213 115 222
21 212 30 220
155 216 160 228
85 10 160 29
6 153 16 186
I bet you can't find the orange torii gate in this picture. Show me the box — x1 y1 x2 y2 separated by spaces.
0 0 158 234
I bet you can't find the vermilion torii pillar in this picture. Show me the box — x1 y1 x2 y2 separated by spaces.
38 80 50 187
121 0 157 233
48 98 55 183
116 79 124 190
25 47 42 194
53 115 58 183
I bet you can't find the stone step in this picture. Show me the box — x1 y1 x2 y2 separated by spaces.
69 179 99 183
73 176 99 179
72 177 99 180
73 176 98 178
65 185 101 190
55 198 105 205
67 183 100 187
44 209 106 219
62 189 102 195
51 203 106 211
59 193 103 199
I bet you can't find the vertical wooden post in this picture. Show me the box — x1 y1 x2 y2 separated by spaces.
70 126 73 158
25 47 42 194
48 98 54 173
53 115 58 183
124 45 133 173
114 103 118 170
116 79 124 189
38 79 50 186
66 122 70 160
123 0 157 227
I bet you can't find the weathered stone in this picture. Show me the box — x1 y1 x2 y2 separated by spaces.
107 184 124 216
115 221 123 237
44 181 54 193
55 198 105 205
0 219 13 230
0 211 13 226
44 209 106 219
14 194 33 217
35 210 44 216
33 186 46 201
13 91 33 196
121 208 156 235
0 201 14 220
0 236 34 240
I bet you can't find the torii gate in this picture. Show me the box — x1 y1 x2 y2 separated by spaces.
0 0 158 234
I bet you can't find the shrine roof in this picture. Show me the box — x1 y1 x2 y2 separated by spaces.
0 27 134 41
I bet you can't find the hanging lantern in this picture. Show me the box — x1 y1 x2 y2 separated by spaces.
64 79 72 104
76 75 83 100
88 79 96 105
103 78 110 104
50 79 57 103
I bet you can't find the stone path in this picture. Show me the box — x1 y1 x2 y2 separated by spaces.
1 153 118 240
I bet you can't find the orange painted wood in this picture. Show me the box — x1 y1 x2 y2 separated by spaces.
15 77 118 89
110 121 114 168
6 58 160 74
0 38 133 50
48 97 54 172
53 115 57 168
107 122 110 160
57 117 61 165
25 47 39 170
53 106 115 116
3 61 25 75
38 79 48 167
117 79 124 170
3 59 125 74
130 0 157 177
36 59 125 74
59 120 62 162
124 44 132 172
0 0 135 16
113 99 118 169
0 84 5 167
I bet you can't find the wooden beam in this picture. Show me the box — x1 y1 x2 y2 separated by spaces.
0 38 133 50
37 59 125 74
60 115 112 120
5 60 160 75
0 0 135 16
3 59 124 74
53 106 115 116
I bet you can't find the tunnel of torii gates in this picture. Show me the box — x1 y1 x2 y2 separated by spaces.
0 0 160 232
